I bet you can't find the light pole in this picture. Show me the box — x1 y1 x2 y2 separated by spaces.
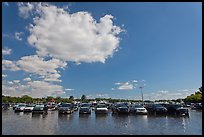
139 86 144 106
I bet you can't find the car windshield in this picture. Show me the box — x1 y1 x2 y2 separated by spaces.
171 104 182 108
61 103 72 107
117 104 127 107
81 104 90 107
134 105 143 108
26 104 35 107
97 104 107 108
35 105 44 107
18 104 26 107
153 104 163 107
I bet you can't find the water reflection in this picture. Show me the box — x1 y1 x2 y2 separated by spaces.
2 109 202 135
32 113 48 119
58 113 73 120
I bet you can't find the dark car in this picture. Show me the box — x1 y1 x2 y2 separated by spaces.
32 104 48 114
112 103 130 114
145 104 167 115
79 103 91 114
58 103 73 114
2 103 10 110
165 104 189 116
194 103 202 110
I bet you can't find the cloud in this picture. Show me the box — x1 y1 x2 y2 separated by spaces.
15 32 23 41
117 82 134 90
157 90 169 94
2 33 10 38
2 74 7 78
18 2 34 18
147 89 196 100
13 80 20 83
2 80 64 98
2 55 67 82
65 88 75 91
16 55 67 82
26 3 124 63
2 47 12 55
2 59 21 71
132 80 138 83
23 77 32 81
113 80 141 90
114 82 122 85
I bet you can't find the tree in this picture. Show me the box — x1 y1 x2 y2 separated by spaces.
69 96 74 101
81 94 86 101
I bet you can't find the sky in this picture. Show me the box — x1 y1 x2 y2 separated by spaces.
2 2 202 100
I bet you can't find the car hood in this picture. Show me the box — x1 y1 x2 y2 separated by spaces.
96 108 108 110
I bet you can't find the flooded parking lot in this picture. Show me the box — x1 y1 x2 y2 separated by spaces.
2 109 202 135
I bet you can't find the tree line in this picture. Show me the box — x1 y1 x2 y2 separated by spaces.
2 87 202 104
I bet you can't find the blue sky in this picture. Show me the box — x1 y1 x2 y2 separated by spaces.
2 2 202 100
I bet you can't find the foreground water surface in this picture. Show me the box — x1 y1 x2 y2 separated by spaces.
2 109 202 135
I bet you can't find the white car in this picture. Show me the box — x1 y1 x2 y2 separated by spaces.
24 104 35 112
130 104 147 115
95 104 108 114
14 104 26 112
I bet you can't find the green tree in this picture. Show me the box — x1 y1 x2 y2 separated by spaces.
81 94 86 101
69 96 74 101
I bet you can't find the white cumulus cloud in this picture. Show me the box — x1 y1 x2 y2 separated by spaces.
2 74 7 78
23 77 32 81
16 55 67 82
117 82 134 90
15 32 23 41
2 47 12 55
2 80 64 98
26 3 123 63
2 60 20 71
65 88 75 91
18 2 34 18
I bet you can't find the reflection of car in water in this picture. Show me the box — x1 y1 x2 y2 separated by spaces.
145 104 167 115
95 104 108 114
129 104 147 115
58 103 73 114
79 103 91 114
32 104 48 114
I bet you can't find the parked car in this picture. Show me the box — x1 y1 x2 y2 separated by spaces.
32 104 48 114
48 103 57 111
145 104 167 115
58 103 74 114
95 104 108 114
79 103 91 114
194 103 202 110
24 104 35 112
2 103 10 110
165 104 189 116
13 104 19 110
112 103 130 114
14 104 26 112
130 104 147 115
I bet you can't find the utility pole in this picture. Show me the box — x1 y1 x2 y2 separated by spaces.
139 86 144 106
